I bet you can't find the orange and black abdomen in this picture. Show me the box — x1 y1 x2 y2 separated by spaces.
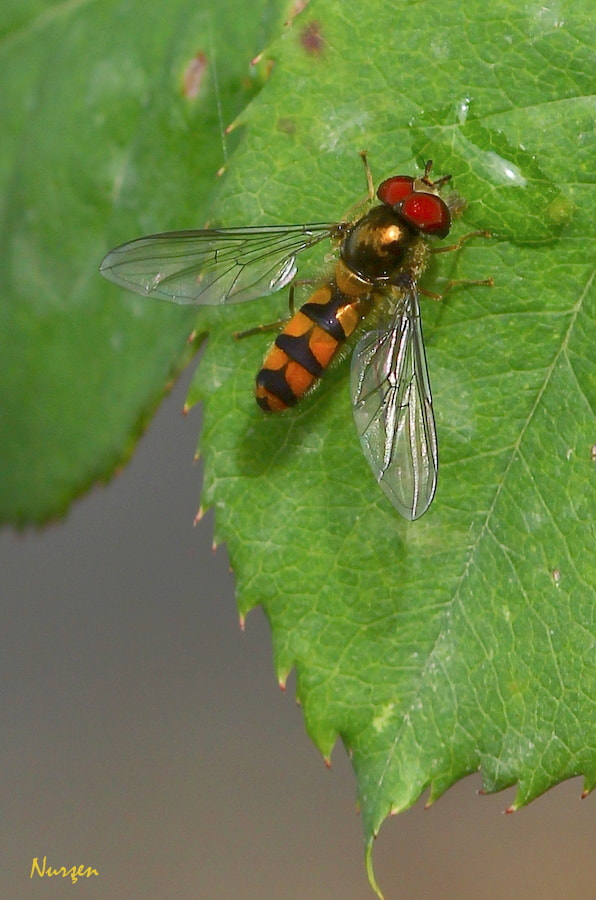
256 276 369 412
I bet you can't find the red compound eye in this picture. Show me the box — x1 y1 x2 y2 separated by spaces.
399 192 451 238
376 175 415 206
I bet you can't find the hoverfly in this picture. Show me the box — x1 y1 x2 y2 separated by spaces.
100 158 489 520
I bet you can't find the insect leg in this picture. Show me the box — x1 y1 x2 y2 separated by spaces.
233 279 317 339
421 159 452 190
338 152 377 225
430 229 492 254
423 230 493 300
358 151 376 201
418 277 493 303
442 276 494 292
234 320 288 339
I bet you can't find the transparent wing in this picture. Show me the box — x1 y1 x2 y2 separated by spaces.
350 285 438 520
99 223 337 305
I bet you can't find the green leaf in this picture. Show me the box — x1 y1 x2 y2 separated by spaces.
2 0 594 896
0 0 277 522
189 0 595 893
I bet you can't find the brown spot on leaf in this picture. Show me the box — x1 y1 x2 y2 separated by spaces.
277 117 297 135
300 20 324 55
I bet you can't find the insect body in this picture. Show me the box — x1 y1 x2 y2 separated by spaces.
100 161 475 520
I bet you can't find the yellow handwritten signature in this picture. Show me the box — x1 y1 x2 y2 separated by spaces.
30 856 99 884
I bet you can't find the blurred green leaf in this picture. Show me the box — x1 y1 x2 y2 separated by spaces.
1 0 594 896
0 0 276 521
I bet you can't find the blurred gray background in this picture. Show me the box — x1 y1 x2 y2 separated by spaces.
2 362 594 900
